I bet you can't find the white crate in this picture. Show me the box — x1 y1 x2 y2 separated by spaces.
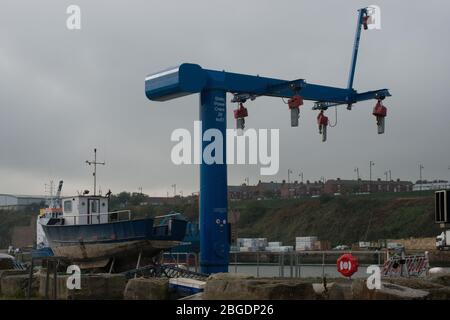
359 241 370 248
238 237 267 249
265 246 293 253
295 244 314 251
296 236 318 242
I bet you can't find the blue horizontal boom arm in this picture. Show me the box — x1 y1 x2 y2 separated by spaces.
145 63 390 108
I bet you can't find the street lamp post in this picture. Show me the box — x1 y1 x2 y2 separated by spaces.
384 171 389 192
369 161 375 192
171 184 177 197
288 169 293 184
447 166 450 189
299 172 304 183
447 166 450 184
354 167 360 193
419 164 424 191
354 167 360 180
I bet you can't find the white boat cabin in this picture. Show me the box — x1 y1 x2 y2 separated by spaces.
61 195 109 225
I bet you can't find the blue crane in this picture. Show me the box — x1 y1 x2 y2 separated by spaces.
144 7 391 274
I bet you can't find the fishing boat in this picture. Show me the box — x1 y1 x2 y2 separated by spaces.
35 150 187 270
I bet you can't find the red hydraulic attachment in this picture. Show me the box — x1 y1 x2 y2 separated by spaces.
317 110 329 142
337 253 359 278
362 15 370 30
288 95 303 127
372 99 387 134
234 103 248 131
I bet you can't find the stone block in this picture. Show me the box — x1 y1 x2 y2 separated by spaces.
123 277 169 300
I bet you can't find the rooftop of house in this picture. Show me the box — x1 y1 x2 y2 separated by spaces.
326 178 413 185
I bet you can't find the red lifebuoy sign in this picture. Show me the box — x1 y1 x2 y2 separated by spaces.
337 253 359 277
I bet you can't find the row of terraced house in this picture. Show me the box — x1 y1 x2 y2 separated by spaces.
228 178 414 200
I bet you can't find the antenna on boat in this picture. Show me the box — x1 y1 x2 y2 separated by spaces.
44 180 54 207
85 148 105 196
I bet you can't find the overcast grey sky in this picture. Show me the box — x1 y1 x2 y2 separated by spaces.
1 0 449 197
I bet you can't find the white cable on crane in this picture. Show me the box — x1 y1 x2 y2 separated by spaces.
328 106 338 127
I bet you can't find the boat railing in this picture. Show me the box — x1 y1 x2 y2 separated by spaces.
154 213 181 219
107 210 132 222
63 210 132 225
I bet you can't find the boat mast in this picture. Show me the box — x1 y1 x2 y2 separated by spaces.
86 148 105 196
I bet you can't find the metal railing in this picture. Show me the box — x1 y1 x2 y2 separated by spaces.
122 263 207 281
62 210 132 225
229 250 387 278
162 252 199 273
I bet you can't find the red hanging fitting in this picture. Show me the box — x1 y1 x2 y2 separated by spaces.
362 15 370 30
234 103 248 131
317 110 329 142
288 95 303 109
373 100 387 117
234 102 248 119
317 110 328 127
372 100 387 134
288 95 303 127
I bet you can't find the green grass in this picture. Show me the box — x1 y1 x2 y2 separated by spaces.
231 191 439 246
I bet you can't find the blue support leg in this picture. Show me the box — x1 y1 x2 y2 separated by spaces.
199 89 229 274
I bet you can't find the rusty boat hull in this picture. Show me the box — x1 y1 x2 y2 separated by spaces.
40 217 187 269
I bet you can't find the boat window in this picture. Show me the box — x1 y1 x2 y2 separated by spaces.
64 200 72 213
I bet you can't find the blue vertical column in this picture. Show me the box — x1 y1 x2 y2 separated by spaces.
199 89 229 274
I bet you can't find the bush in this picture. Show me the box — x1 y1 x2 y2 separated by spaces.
319 194 333 204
